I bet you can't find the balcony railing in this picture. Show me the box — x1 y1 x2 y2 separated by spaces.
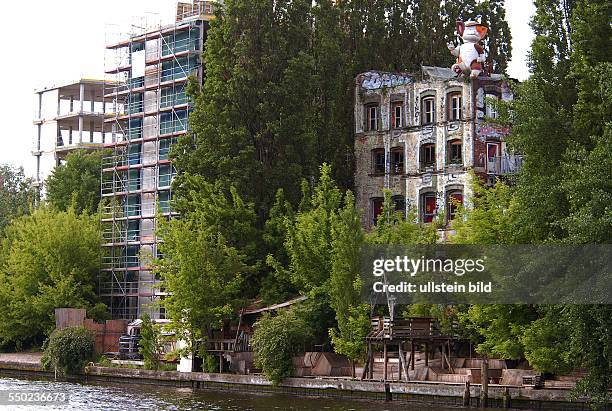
487 155 523 175
162 37 199 57
102 256 141 269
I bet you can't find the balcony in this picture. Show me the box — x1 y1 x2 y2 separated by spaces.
487 155 524 175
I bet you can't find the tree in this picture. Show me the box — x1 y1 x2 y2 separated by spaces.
328 191 369 376
174 0 319 220
156 179 250 354
282 163 341 293
368 190 437 245
0 207 103 350
0 165 36 236
450 176 518 244
139 313 165 370
41 327 95 375
329 304 370 378
45 150 107 214
251 308 312 384
451 1 611 404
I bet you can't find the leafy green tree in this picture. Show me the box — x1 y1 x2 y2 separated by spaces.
156 180 251 354
139 313 165 370
0 208 102 350
45 150 107 214
0 165 36 236
368 190 437 245
174 0 319 219
329 304 370 378
450 176 518 244
41 327 95 375
251 308 312 384
328 191 369 375
458 304 539 360
282 164 341 292
260 189 297 304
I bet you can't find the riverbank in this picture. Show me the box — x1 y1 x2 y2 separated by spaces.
0 355 600 410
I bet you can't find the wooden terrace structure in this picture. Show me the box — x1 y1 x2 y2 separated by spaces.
362 317 459 382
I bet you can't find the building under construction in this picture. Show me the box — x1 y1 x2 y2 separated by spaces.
100 1 217 320
33 79 112 195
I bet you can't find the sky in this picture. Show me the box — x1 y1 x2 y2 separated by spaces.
0 0 535 178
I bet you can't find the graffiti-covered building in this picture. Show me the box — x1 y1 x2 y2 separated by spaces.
354 66 521 230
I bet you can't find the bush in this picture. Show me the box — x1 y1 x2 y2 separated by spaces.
251 309 311 384
41 327 95 375
139 314 165 370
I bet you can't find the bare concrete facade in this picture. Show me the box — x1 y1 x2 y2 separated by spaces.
354 67 519 230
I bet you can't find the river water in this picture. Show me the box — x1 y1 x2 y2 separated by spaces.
0 376 471 410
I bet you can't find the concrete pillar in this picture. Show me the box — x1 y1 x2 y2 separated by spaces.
90 120 94 143
69 126 73 145
79 83 85 144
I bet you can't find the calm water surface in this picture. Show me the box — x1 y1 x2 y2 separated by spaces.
0 376 471 411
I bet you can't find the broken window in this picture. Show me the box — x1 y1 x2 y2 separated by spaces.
421 193 436 223
392 102 403 128
422 96 435 124
449 92 462 121
372 148 385 174
420 143 436 169
372 197 384 225
448 140 462 165
392 195 406 218
366 104 379 131
391 147 404 174
486 142 500 174
485 94 499 119
447 191 463 221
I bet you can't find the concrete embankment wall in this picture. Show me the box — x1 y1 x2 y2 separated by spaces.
0 360 597 410
82 366 592 409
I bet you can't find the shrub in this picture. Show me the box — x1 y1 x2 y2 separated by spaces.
138 314 165 370
41 327 95 375
251 309 311 384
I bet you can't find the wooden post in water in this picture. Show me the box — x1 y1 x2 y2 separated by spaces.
361 344 370 380
383 341 388 382
369 344 374 379
502 387 511 408
463 381 471 406
424 342 429 367
410 340 415 370
480 355 489 408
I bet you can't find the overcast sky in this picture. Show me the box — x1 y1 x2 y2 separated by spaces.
0 0 535 178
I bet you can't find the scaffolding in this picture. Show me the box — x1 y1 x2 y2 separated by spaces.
100 1 216 320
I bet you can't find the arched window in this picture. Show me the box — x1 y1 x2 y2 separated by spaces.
392 195 406 219
391 101 403 128
371 197 384 225
421 192 436 223
422 96 436 124
485 93 499 119
448 139 462 165
448 92 462 121
366 103 379 131
420 143 436 170
446 190 463 221
391 147 404 174
372 148 385 174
